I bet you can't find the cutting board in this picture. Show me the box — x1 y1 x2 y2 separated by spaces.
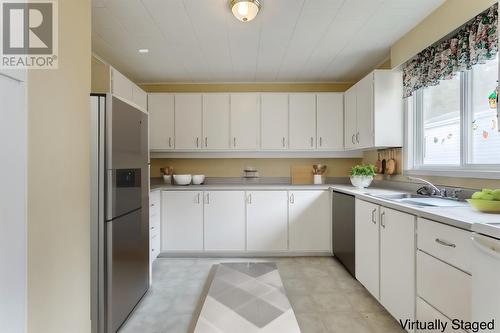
291 165 314 184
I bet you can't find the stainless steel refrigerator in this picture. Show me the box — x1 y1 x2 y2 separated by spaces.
90 94 149 333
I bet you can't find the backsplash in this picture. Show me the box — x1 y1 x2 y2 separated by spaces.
150 158 362 178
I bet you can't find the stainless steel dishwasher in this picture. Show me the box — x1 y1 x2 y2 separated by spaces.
332 190 355 277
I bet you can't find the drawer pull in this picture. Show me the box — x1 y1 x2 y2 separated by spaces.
371 208 377 224
435 238 456 248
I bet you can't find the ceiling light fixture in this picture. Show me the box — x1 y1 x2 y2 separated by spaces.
138 48 149 54
230 0 261 22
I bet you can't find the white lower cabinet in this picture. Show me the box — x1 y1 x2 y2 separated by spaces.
289 191 331 252
246 191 288 251
161 191 204 251
355 199 416 330
355 199 380 298
204 191 246 251
416 298 459 333
379 207 416 326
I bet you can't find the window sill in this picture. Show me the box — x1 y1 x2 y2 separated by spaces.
404 168 500 180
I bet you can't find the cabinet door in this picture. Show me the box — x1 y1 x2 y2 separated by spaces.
230 93 260 150
203 94 230 149
380 207 415 325
261 93 288 150
132 84 147 110
247 191 288 251
289 191 331 252
148 94 175 150
355 73 374 148
355 199 380 299
175 94 202 150
289 93 316 150
204 191 246 251
111 68 133 102
161 191 203 251
317 93 343 150
344 86 357 150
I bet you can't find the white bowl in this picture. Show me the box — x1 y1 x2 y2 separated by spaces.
173 174 192 186
192 175 205 185
350 175 373 189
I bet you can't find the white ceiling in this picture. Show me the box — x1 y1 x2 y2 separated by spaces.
92 0 445 84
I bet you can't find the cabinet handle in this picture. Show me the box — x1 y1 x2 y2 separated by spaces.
206 192 210 204
168 137 172 148
310 137 314 147
151 203 155 207
196 137 199 148
247 194 252 204
319 137 322 147
356 132 359 143
282 137 286 148
233 137 236 147
380 211 386 228
371 208 377 224
196 193 200 204
290 193 295 204
435 238 456 248
352 134 356 144
205 137 208 147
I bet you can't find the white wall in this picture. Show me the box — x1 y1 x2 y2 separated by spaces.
0 70 27 333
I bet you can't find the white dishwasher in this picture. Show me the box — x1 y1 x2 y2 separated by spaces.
471 231 500 332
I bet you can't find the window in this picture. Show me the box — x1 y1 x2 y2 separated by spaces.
409 54 500 174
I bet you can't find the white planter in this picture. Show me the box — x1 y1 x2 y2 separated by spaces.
350 175 373 189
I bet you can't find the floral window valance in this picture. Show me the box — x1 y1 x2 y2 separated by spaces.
403 3 498 98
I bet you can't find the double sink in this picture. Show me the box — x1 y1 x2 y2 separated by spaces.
367 193 469 207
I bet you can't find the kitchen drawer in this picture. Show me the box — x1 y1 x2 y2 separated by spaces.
151 234 160 260
416 297 465 333
417 251 471 322
417 218 472 273
150 191 161 212
150 213 160 231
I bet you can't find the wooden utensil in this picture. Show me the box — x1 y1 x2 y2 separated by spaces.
375 152 382 174
386 149 396 175
381 151 387 174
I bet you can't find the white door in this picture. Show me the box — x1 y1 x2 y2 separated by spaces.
261 93 288 150
111 67 133 102
204 191 246 251
230 93 260 150
380 207 416 325
132 84 147 110
344 86 357 150
203 94 230 149
175 94 202 149
161 191 204 251
289 191 331 252
148 93 175 150
289 93 316 150
247 191 288 251
355 199 380 299
317 93 343 150
355 73 374 148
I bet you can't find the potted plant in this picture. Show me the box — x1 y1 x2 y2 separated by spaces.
349 164 376 188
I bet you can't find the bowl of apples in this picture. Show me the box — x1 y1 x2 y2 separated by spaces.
467 189 500 213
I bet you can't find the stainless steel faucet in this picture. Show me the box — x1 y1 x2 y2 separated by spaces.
407 176 443 196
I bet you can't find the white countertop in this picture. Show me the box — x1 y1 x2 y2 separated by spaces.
151 182 500 237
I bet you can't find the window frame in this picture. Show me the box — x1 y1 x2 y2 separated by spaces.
405 70 500 179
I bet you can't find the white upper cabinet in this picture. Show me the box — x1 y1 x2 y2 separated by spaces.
148 93 174 150
289 93 316 150
175 94 202 150
344 70 403 150
289 191 331 252
344 86 357 150
316 93 344 150
261 93 289 150
202 94 230 150
230 93 260 150
110 67 147 111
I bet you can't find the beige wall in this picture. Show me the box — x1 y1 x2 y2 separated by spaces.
27 0 91 332
151 158 361 178
141 82 352 93
391 0 497 68
91 55 109 93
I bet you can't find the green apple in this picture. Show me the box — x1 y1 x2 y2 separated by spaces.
482 188 494 194
482 193 495 201
492 189 500 201
472 192 484 199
